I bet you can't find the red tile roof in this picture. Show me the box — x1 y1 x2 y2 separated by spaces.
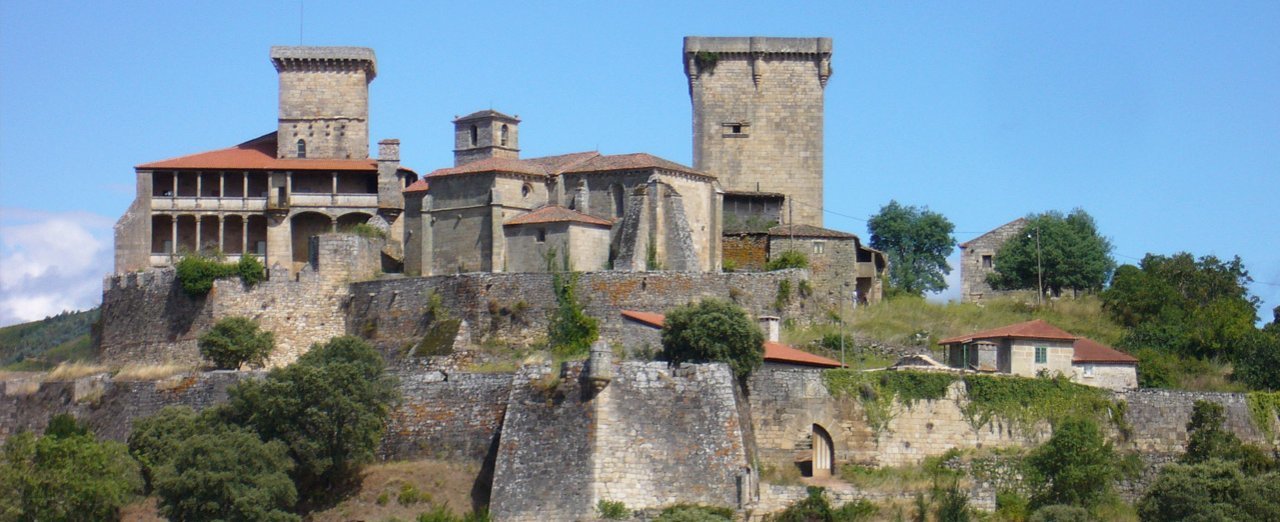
425 152 600 178
404 179 430 193
938 319 1077 345
503 206 613 227
454 109 519 123
768 224 857 239
562 153 709 177
618 310 843 368
137 132 379 171
1072 338 1139 364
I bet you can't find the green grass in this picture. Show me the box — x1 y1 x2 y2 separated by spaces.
0 309 98 370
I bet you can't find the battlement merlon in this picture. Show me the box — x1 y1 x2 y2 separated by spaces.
682 36 832 87
270 46 377 81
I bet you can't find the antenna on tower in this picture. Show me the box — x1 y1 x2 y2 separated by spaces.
299 0 305 44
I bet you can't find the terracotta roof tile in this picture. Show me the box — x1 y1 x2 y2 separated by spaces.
425 152 601 179
454 109 519 122
504 205 612 227
404 179 429 193
768 224 858 239
938 319 1077 345
1073 338 1138 364
137 132 379 171
618 310 843 368
563 153 709 177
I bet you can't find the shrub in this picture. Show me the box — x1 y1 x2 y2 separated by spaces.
1025 417 1116 509
416 506 491 522
1027 504 1090 522
128 405 205 491
1138 460 1280 522
198 316 276 369
237 254 267 286
597 499 629 519
222 336 398 506
153 425 299 522
0 424 142 521
176 253 265 296
766 486 875 521
766 250 809 271
656 503 735 522
934 481 970 522
996 490 1031 521
661 299 764 379
345 222 388 240
547 249 599 358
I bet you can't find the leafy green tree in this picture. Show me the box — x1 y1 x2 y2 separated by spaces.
199 316 276 369
1138 460 1280 522
1234 328 1280 391
0 426 141 521
661 299 764 379
1028 504 1090 522
128 405 205 491
153 426 299 522
988 209 1115 297
1104 252 1259 359
1181 401 1276 474
867 200 955 296
1025 417 1116 509
546 247 599 358
222 336 398 505
45 412 90 439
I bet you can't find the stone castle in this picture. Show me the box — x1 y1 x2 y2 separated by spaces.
112 38 885 304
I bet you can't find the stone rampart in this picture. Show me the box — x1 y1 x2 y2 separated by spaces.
380 362 511 463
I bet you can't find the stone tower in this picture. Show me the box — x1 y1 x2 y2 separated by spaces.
684 37 832 226
453 110 520 166
270 46 376 160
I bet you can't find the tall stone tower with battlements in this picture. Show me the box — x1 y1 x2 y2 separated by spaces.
684 36 832 227
271 46 376 160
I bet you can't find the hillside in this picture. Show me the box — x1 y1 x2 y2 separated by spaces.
0 308 99 370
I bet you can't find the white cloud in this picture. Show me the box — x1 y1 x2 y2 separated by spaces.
0 208 113 326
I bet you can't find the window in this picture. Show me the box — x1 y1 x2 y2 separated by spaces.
812 241 825 254
500 124 509 146
611 184 625 218
722 122 749 137
296 139 307 158
1083 365 1095 377
521 183 531 198
731 124 742 134
1035 346 1047 364
536 228 546 243
982 255 993 268
469 125 478 146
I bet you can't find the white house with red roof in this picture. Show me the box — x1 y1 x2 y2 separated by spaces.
939 319 1138 390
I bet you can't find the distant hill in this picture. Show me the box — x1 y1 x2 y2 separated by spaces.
0 308 99 370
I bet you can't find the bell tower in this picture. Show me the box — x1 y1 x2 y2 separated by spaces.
453 110 520 166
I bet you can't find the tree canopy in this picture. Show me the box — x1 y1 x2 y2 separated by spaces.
198 316 276 370
867 200 955 296
661 299 764 379
1025 417 1116 510
153 425 299 522
987 209 1115 296
1103 252 1259 360
0 417 141 522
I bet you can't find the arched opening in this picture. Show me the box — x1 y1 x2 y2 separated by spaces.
611 184 625 218
296 139 307 158
336 212 372 231
223 215 244 254
500 124 509 146
811 424 834 478
175 215 197 254
291 212 332 268
469 125 478 146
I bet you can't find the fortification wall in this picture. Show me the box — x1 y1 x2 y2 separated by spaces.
348 270 808 351
380 362 511 462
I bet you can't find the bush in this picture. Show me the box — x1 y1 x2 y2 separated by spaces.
238 254 267 286
1028 504 1090 522
547 254 599 358
1025 417 1116 509
765 486 875 521
153 425 299 522
176 253 266 296
1233 330 1280 391
597 499 629 519
766 250 809 271
198 316 276 369
655 504 735 522
996 490 1031 521
1137 460 1280 522
1182 400 1276 474
128 405 205 491
934 481 970 522
222 336 398 505
0 423 142 521
661 299 764 379
416 506 491 522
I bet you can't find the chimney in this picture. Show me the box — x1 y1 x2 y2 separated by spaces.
757 315 780 343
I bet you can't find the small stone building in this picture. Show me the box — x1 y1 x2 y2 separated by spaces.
722 224 887 305
958 218 1028 303
940 319 1139 391
502 206 612 272
113 47 417 275
402 110 722 275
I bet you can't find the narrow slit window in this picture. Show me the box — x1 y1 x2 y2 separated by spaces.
500 124 509 146
470 125 478 146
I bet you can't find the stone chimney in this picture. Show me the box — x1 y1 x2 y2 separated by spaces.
757 316 780 343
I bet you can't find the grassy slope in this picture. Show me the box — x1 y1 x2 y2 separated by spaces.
0 308 99 370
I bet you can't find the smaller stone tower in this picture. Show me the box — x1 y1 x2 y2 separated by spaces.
453 110 520 166
270 46 376 160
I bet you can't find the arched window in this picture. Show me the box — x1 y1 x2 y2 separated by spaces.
500 124 509 146
296 139 307 158
469 125 478 146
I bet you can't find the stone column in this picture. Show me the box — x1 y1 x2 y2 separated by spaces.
196 174 202 200
242 172 249 199
172 174 178 199
170 216 178 258
195 216 202 252
242 218 249 255
331 171 338 204
218 215 225 252
219 172 225 200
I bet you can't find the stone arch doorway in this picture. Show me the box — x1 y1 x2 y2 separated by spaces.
811 423 834 478
336 212 373 231
291 212 332 268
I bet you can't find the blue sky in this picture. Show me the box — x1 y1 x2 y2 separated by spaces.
1 1 1277 326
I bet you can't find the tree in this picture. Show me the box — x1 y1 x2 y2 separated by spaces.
222 336 398 505
1234 326 1280 391
1137 461 1280 522
988 209 1115 297
1181 401 1275 474
128 405 205 491
199 316 276 369
1025 417 1116 509
153 426 299 522
0 422 141 521
661 299 764 379
546 247 599 358
1103 253 1259 359
867 200 955 296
